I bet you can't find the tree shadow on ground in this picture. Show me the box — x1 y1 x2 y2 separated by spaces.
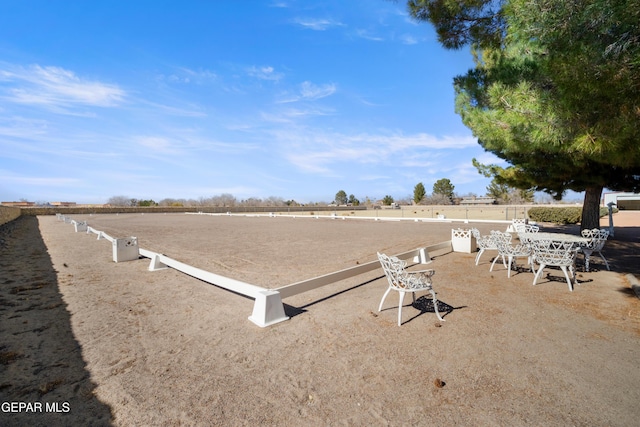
0 217 114 426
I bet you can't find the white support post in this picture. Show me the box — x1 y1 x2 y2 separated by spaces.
248 290 289 327
414 248 431 264
147 253 169 271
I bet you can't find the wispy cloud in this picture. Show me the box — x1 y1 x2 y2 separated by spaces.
400 34 419 45
134 136 178 154
160 67 217 84
299 81 336 100
354 29 384 42
0 116 50 139
277 81 337 103
292 17 344 31
139 100 207 118
260 106 334 123
0 170 81 187
276 130 476 176
246 65 284 82
364 133 476 150
0 64 126 111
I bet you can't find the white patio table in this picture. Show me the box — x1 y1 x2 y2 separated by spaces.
521 232 589 246
519 232 590 258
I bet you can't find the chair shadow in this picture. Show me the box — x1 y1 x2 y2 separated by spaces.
377 296 464 325
0 216 114 426
535 265 594 285
287 275 386 319
286 271 466 324
490 262 533 277
408 296 462 323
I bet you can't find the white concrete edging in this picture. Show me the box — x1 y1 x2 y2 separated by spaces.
63 215 453 328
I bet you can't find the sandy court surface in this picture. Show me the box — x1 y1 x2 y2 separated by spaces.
67 212 499 288
1 211 639 426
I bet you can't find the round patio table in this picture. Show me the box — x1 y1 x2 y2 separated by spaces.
521 232 589 244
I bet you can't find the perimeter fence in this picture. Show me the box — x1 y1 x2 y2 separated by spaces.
0 206 21 226
12 204 582 222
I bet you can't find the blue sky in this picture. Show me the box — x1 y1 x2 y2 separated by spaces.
0 0 507 204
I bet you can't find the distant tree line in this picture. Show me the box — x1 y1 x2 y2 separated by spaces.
107 177 536 209
412 177 534 205
107 194 316 208
333 190 360 206
412 179 457 205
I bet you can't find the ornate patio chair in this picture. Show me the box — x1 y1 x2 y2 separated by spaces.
507 218 528 232
490 231 536 278
377 252 444 326
516 225 539 252
531 239 580 291
579 228 610 272
514 224 540 234
471 228 504 267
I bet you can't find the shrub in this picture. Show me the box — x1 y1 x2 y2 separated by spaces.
528 206 615 225
600 206 618 216
528 207 582 224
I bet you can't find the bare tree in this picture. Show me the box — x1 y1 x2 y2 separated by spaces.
107 195 132 206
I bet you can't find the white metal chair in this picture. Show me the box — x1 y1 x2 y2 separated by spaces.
507 218 528 232
514 224 540 234
531 239 580 291
377 252 444 326
471 228 503 266
579 228 610 272
490 231 536 278
516 225 539 253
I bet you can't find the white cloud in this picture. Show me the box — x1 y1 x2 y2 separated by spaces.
0 64 126 110
355 133 476 150
161 67 217 84
275 129 476 176
0 116 49 139
0 171 81 187
354 29 384 42
276 81 337 104
358 174 389 181
246 65 284 81
400 34 419 45
135 136 176 153
299 81 336 100
292 17 343 31
474 151 508 166
261 105 334 123
140 100 207 118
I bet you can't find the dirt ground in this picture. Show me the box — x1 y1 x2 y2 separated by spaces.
1 211 639 426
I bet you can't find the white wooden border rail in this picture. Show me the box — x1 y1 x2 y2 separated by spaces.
186 211 514 226
57 214 453 327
